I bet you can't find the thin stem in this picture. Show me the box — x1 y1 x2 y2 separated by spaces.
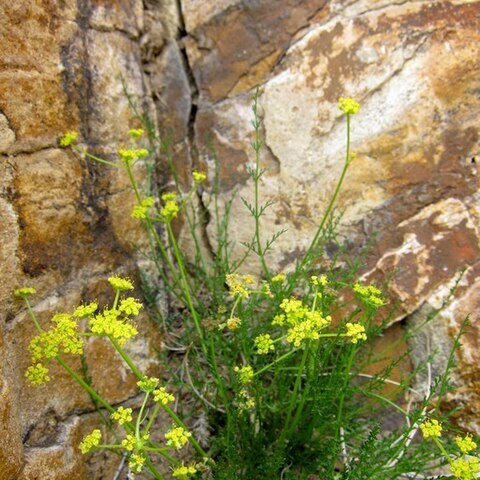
25 298 43 334
136 392 150 438
253 348 299 377
56 356 114 413
109 336 145 381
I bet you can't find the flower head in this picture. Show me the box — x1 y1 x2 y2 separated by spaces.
450 457 479 480
129 452 146 473
419 419 442 439
111 406 133 425
25 363 50 385
131 197 155 220
108 276 134 291
456 434 477 455
79 429 102 454
338 97 360 115
119 297 143 316
118 148 148 164
128 128 144 139
234 365 254 384
165 426 191 449
271 273 286 284
345 322 367 344
59 131 78 147
160 193 179 222
153 387 175 405
192 170 206 184
137 377 159 393
73 302 98 318
254 334 275 355
14 287 37 298
172 464 197 479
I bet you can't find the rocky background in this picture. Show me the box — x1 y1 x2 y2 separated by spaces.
1 0 479 478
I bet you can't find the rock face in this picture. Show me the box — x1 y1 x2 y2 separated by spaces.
1 0 480 478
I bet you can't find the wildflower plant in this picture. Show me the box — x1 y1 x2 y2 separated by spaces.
18 91 477 479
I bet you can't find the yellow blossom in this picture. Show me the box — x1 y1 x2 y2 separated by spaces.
456 434 477 455
226 273 252 299
153 387 175 405
419 419 442 438
165 426 191 449
137 377 159 393
338 97 360 115
254 334 275 355
129 452 146 473
121 434 136 451
172 464 197 479
79 429 101 454
59 131 78 147
118 148 148 164
271 273 286 284
131 197 155 219
353 282 385 308
192 170 206 183
14 287 37 298
25 363 50 385
89 308 138 344
226 317 241 330
450 457 479 480
311 275 328 287
73 302 98 318
234 365 254 383
108 276 134 291
128 128 144 139
111 406 133 425
345 323 367 344
119 297 143 316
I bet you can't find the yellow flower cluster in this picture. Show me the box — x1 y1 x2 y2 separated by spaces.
119 297 143 316
25 363 50 385
128 128 144 139
121 433 137 451
129 452 146 473
108 276 134 291
234 365 254 383
153 387 175 405
118 148 149 164
311 275 328 287
160 193 179 222
273 297 331 347
79 429 102 454
137 376 159 393
450 457 479 480
353 283 384 308
89 307 138 345
59 131 78 147
131 197 155 219
225 273 255 299
254 334 275 354
14 287 37 298
419 419 442 438
345 322 367 344
456 434 477 455
73 301 98 319
165 426 191 449
172 464 197 479
226 317 241 330
271 273 286 284
111 406 133 425
192 170 206 183
338 97 360 115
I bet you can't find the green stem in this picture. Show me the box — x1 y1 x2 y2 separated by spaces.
109 336 145 381
25 298 43 334
432 437 453 465
145 404 161 434
289 113 352 290
74 147 121 169
56 356 115 413
253 348 298 377
280 343 310 444
136 392 150 438
144 455 166 480
166 222 207 356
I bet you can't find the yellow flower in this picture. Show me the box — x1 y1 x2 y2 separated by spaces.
234 365 254 383
338 97 360 115
128 128 144 139
271 273 286 284
14 287 37 298
119 297 143 316
254 334 275 355
108 276 134 291
79 429 101 454
226 273 252 299
118 148 148 164
311 275 328 287
59 131 78 147
131 197 155 219
450 457 479 479
73 302 98 318
419 419 442 438
353 282 385 308
25 363 50 385
172 464 197 479
345 322 367 344
165 426 191 449
121 434 136 451
129 452 146 473
456 434 477 455
111 406 133 425
226 317 241 330
192 170 206 183
153 387 175 405
137 377 159 393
